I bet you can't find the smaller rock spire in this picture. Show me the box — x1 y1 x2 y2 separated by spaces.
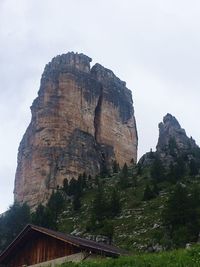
157 113 196 152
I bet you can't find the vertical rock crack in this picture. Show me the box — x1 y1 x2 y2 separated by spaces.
94 87 103 142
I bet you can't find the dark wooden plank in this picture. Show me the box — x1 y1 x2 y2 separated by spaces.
5 231 81 267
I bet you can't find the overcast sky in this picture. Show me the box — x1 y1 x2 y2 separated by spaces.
0 0 200 213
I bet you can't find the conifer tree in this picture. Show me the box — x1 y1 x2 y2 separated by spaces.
73 194 81 211
63 178 69 194
189 159 199 176
46 191 65 229
0 203 31 251
143 185 155 201
32 204 47 227
150 157 165 182
112 160 120 173
119 163 129 189
163 184 200 246
100 220 114 245
152 182 159 196
136 163 142 175
110 188 121 217
82 172 87 185
68 178 77 196
92 186 106 221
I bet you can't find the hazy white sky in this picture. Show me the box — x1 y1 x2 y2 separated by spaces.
1 0 200 213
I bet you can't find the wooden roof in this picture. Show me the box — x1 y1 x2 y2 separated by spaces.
0 224 123 262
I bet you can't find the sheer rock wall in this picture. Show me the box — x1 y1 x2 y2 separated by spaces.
14 52 138 208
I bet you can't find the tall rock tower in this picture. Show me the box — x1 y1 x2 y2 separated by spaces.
14 52 138 208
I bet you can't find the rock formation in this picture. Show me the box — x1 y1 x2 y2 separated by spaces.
157 113 197 155
14 52 138 208
139 113 199 167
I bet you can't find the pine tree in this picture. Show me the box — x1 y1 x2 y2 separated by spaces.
32 204 46 227
68 178 77 196
112 160 120 173
167 157 186 183
189 159 199 176
175 157 186 178
167 163 177 184
46 191 65 229
163 184 199 247
136 163 142 175
73 194 81 211
143 185 155 201
92 187 105 221
81 172 87 188
0 203 31 251
95 175 100 187
152 182 159 196
91 184 112 223
119 163 129 189
110 188 121 217
76 175 83 196
150 157 165 182
63 178 69 194
149 149 155 159
130 158 135 164
100 220 114 245
122 163 128 177
164 184 190 228
76 173 87 194
100 163 110 178
48 191 65 212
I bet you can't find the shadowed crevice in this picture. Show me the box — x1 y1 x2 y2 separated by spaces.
94 87 103 142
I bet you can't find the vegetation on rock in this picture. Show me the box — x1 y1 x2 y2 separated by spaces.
1 113 200 256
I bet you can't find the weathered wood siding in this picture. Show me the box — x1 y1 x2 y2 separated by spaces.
5 232 80 267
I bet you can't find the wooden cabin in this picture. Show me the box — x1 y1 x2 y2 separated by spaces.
0 224 122 267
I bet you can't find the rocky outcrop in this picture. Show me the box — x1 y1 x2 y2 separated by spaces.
157 113 197 155
140 113 199 167
156 113 198 163
14 52 138 209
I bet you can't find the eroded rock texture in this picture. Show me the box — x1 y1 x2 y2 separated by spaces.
157 113 197 154
14 52 138 208
139 113 199 167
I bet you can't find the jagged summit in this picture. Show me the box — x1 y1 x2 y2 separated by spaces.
91 63 126 87
42 52 92 77
14 52 138 209
157 113 196 153
140 113 199 167
161 113 181 129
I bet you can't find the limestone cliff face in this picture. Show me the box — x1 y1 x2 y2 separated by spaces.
14 52 138 208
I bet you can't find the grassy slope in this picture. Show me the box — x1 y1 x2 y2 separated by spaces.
60 246 200 267
57 164 200 252
57 165 171 252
